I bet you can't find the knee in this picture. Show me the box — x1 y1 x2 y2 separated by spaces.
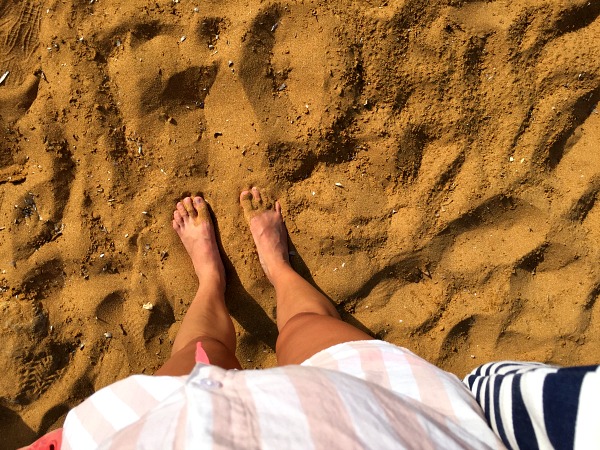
171 336 202 356
278 303 340 332
275 313 338 359
278 312 325 336
171 335 224 356
172 335 241 370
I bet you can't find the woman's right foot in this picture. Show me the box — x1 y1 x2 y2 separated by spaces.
240 187 290 284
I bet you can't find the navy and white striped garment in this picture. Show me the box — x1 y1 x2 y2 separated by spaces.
464 362 600 449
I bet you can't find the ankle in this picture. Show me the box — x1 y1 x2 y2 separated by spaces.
269 261 296 286
197 268 226 293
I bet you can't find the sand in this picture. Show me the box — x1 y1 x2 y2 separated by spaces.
1 0 600 447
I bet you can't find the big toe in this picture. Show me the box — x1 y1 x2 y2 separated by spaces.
250 186 262 202
240 189 257 218
192 196 211 223
240 189 252 205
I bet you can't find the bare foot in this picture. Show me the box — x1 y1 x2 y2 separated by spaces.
240 187 290 284
172 196 225 291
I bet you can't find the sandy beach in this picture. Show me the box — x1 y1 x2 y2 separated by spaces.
1 0 600 447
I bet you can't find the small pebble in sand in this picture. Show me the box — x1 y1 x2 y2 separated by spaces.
335 182 344 188
104 332 113 339
0 71 10 85
143 302 154 311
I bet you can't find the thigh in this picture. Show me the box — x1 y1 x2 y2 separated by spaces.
155 337 241 376
276 312 374 366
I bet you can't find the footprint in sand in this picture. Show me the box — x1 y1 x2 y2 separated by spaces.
0 1 42 85
0 1 43 196
0 1 42 124
236 3 365 181
0 261 73 407
92 13 220 151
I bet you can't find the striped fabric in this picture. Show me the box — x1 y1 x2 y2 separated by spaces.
62 340 505 449
463 362 600 450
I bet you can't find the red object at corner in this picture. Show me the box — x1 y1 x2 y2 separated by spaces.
23 428 63 450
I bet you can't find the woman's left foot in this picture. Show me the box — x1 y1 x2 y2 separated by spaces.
172 196 226 291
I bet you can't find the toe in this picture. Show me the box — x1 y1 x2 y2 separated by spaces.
251 187 264 210
275 200 282 214
174 210 185 226
176 201 188 218
251 187 262 203
240 190 255 214
172 219 180 231
193 196 211 222
183 197 198 218
193 196 205 209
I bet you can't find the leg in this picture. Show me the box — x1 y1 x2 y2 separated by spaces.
240 188 373 366
155 196 241 376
